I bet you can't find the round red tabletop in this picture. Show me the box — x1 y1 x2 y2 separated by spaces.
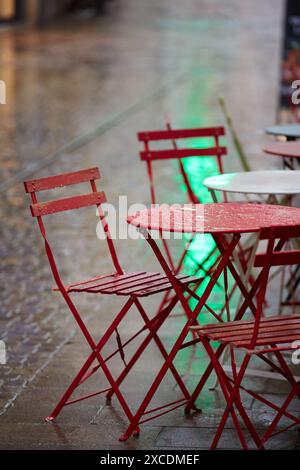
263 142 300 160
127 203 300 235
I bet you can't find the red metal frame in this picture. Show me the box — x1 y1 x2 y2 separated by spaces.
125 203 300 443
137 122 227 321
138 122 260 329
24 167 203 429
190 224 300 449
120 226 249 440
137 123 226 207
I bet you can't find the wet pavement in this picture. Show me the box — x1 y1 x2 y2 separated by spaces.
1 0 299 450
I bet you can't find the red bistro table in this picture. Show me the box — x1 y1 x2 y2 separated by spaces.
263 142 300 170
123 202 300 441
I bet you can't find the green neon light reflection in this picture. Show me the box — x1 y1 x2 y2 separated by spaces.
170 87 240 402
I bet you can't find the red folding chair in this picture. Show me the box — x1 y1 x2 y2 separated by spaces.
24 167 202 429
190 224 300 449
138 123 227 316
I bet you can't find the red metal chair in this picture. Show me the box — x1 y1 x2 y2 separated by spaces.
189 224 300 449
138 123 227 316
24 167 202 427
138 123 226 207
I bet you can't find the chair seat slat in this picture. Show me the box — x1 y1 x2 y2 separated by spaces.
192 315 300 333
234 333 300 347
65 271 202 297
133 275 202 297
192 315 300 348
66 272 145 292
207 324 300 341
116 274 191 295
87 272 162 293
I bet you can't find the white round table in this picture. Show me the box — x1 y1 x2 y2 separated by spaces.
203 170 300 382
203 170 300 196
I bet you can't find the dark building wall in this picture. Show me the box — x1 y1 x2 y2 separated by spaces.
39 0 70 24
28 0 70 25
1 1 106 25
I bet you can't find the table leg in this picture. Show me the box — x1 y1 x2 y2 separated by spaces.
119 230 241 441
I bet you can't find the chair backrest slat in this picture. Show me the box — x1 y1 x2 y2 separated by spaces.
138 126 225 142
140 146 227 162
24 167 100 193
254 250 300 268
259 224 300 240
24 166 124 280
254 224 300 268
138 123 226 204
30 191 106 217
247 223 300 349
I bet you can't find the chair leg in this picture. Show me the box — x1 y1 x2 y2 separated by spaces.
46 298 134 421
273 348 300 399
134 298 195 404
185 343 227 413
203 340 261 450
118 231 241 441
106 294 190 403
258 349 300 448
118 260 225 440
46 349 100 421
119 319 194 442
210 363 249 448
259 381 300 448
95 347 138 432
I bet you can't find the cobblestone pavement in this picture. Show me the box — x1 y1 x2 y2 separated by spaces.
1 0 299 450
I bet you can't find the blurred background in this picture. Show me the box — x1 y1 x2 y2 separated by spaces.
0 1 108 25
